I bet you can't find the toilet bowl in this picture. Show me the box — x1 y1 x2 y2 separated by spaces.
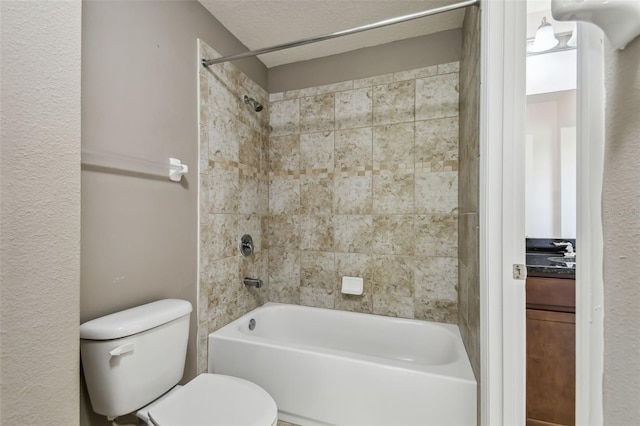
80 299 278 425
137 374 277 426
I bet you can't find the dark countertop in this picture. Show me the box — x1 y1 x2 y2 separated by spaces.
526 252 576 279
525 238 576 279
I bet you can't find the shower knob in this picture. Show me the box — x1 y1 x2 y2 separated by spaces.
239 234 254 257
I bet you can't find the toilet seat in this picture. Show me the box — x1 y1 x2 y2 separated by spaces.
148 374 278 426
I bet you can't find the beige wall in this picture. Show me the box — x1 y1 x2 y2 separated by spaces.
602 36 640 423
458 6 480 383
81 1 266 424
0 1 81 425
197 40 270 373
265 63 461 320
268 29 462 93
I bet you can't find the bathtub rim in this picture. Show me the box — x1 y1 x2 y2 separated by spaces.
208 302 477 384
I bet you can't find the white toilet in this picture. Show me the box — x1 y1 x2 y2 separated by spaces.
80 299 278 426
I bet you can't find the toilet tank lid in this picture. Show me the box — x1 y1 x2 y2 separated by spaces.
80 299 192 340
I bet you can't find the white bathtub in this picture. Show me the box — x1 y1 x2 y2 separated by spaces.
208 303 476 426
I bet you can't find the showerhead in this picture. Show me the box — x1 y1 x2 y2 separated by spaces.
243 95 264 112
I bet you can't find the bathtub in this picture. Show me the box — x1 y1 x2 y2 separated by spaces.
208 303 476 426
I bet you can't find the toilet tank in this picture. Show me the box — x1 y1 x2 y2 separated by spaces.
80 299 192 419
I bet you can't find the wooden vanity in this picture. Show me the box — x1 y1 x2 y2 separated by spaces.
526 275 576 426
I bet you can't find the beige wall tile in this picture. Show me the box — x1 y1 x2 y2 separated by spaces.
264 214 299 249
199 41 270 373
197 323 208 374
372 295 415 319
333 215 373 253
300 93 334 133
300 131 334 170
208 167 238 214
269 92 284 102
373 80 415 125
415 117 459 163
372 172 414 214
300 215 334 251
414 299 457 324
373 122 415 164
208 257 241 318
335 252 371 285
335 88 372 130
268 248 300 287
270 98 299 136
208 214 238 260
269 178 301 215
415 214 458 257
300 287 335 309
300 176 333 215
393 65 438 82
335 293 373 313
300 251 336 290
208 115 240 162
372 215 414 255
438 61 460 74
415 256 458 302
368 255 414 297
333 175 372 214
200 228 211 279
458 6 481 380
238 124 261 168
259 64 462 325
269 134 300 171
415 74 459 121
334 127 373 168
239 173 260 215
353 73 394 89
268 286 300 305
415 170 458 214
200 174 209 223
298 80 353 98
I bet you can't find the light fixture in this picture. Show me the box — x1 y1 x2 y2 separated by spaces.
529 17 559 53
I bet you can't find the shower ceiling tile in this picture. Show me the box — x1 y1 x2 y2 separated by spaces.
198 0 465 67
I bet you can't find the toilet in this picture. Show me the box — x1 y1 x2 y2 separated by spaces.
79 299 278 426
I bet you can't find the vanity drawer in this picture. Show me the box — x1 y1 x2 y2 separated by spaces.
526 277 575 312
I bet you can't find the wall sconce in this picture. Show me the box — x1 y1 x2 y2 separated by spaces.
529 17 560 53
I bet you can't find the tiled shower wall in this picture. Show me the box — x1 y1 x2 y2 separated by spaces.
266 64 460 321
458 7 481 381
198 39 464 371
197 41 270 373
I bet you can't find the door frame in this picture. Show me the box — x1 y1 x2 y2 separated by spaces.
480 2 606 425
479 0 527 423
575 22 605 425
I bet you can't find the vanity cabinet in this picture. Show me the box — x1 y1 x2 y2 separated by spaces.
526 276 576 426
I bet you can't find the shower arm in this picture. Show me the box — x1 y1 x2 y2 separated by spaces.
202 0 479 67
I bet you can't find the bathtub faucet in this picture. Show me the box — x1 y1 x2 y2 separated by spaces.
243 277 263 289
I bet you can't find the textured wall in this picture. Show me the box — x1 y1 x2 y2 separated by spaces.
269 30 462 93
457 6 481 381
81 2 267 423
602 36 640 423
0 1 81 424
197 41 270 373
266 64 460 321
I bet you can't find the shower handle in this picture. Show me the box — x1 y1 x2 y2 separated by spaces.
239 234 254 257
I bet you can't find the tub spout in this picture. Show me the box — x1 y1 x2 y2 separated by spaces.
243 277 263 288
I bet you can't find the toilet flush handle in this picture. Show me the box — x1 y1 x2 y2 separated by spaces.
109 343 134 357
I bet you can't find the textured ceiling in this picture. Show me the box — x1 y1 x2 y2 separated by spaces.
198 0 466 68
